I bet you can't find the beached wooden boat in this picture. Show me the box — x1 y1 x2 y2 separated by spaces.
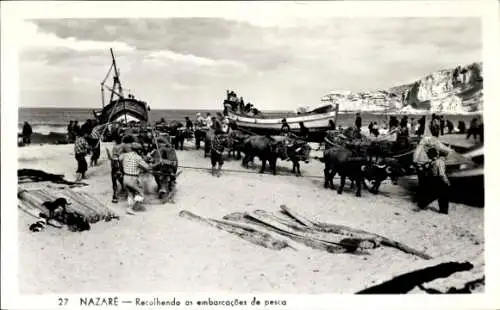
224 92 339 142
93 48 149 124
398 146 484 207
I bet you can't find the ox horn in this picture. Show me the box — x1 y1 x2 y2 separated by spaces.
374 164 386 169
361 165 367 172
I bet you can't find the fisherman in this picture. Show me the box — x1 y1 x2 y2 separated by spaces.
458 120 466 134
430 114 440 137
417 147 451 214
328 120 336 131
467 118 479 141
299 122 309 140
410 118 418 135
119 142 152 215
417 116 426 136
110 134 125 203
222 115 230 133
67 121 75 143
88 124 106 166
368 122 374 135
372 122 380 137
210 122 226 177
74 128 91 181
446 120 455 134
281 119 291 136
439 115 446 136
354 113 362 133
81 119 93 136
205 113 213 128
73 120 80 136
184 116 193 131
22 121 33 145
395 119 410 151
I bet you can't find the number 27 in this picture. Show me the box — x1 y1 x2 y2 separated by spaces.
58 298 68 306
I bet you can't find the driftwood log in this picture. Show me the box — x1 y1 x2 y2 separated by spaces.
179 210 292 250
279 205 432 260
224 211 363 254
356 261 474 294
18 169 87 187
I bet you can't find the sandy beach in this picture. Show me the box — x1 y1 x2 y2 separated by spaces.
17 141 484 295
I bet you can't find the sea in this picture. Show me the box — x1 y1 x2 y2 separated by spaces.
18 107 479 136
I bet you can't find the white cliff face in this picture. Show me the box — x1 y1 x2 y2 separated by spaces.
324 62 483 114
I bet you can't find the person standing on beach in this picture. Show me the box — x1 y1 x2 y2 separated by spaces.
417 148 451 214
22 121 33 145
67 121 75 143
354 113 362 132
74 129 91 181
299 122 309 140
439 115 445 136
88 124 105 166
430 114 440 137
417 116 426 136
119 142 152 215
205 113 213 129
210 122 226 177
110 134 125 203
281 119 291 136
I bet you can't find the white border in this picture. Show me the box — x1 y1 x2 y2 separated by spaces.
2 1 500 309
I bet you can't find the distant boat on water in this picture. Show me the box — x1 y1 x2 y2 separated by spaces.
93 48 149 125
224 91 339 142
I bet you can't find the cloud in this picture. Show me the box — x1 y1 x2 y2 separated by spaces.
19 17 482 110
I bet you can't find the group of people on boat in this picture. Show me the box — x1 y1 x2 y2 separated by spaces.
224 90 262 116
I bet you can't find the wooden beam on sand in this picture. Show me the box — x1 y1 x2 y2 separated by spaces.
233 212 354 254
279 205 432 260
178 210 291 251
356 261 474 294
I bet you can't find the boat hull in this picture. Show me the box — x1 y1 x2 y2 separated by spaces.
398 167 484 207
227 110 337 142
95 98 149 124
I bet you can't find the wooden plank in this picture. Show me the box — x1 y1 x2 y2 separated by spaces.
179 210 291 251
281 206 432 259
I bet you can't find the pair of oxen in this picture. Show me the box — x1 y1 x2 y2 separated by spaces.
108 133 178 203
322 130 409 197
202 130 313 177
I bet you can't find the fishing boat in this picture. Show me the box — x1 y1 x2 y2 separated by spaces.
224 91 339 142
93 48 149 125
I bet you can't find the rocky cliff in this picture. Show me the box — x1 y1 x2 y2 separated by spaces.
323 62 483 114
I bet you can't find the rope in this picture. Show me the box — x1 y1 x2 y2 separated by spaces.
174 163 392 184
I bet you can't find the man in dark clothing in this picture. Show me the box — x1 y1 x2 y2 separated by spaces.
22 121 33 145
74 128 90 181
417 116 426 136
211 122 226 177
185 117 193 131
299 122 309 140
439 116 445 136
430 114 440 137
467 118 479 141
67 121 74 143
446 120 455 134
458 121 466 134
281 119 291 135
417 148 450 214
73 120 80 135
328 120 336 131
355 113 362 132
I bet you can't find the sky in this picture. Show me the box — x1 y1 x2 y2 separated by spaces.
18 16 481 110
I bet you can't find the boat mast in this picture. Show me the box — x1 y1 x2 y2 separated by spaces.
109 48 127 123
